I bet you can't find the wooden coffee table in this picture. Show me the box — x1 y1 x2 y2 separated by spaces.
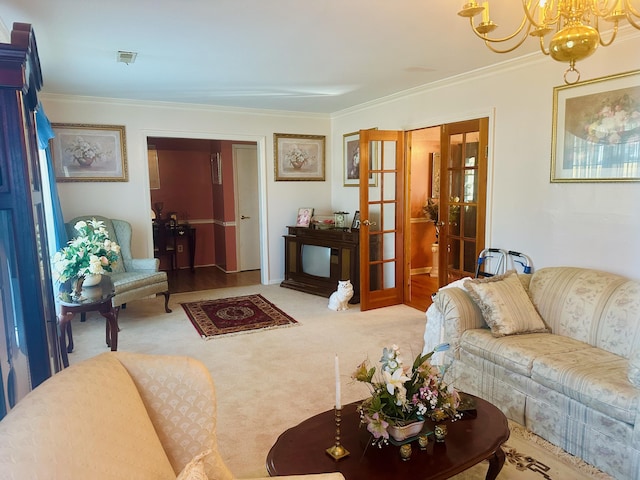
266 394 509 480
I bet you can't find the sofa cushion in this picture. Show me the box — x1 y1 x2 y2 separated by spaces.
110 270 168 293
528 267 640 357
0 352 175 479
531 347 640 424
464 271 548 337
460 329 593 377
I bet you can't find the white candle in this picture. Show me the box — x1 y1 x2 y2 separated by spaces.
334 354 341 409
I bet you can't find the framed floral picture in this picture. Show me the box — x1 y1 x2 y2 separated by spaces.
51 124 128 182
274 133 325 181
343 130 377 187
551 70 640 183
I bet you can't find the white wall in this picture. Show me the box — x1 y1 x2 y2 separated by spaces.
330 34 640 279
41 96 332 284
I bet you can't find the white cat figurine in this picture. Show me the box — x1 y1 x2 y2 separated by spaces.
328 280 354 311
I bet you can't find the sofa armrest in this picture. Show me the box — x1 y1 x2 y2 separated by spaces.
114 352 234 480
124 257 159 271
434 287 485 361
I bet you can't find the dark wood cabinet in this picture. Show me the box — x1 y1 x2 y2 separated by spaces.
0 23 60 419
281 226 360 304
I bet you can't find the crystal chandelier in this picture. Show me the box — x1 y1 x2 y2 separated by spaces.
458 1 640 83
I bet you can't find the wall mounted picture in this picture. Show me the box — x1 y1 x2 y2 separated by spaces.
274 133 325 181
51 124 128 182
430 152 441 199
343 130 377 187
551 69 640 183
296 208 314 227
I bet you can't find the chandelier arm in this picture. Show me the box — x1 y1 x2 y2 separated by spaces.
598 22 619 46
468 16 530 44
538 36 550 56
627 1 640 18
483 34 531 54
625 11 640 28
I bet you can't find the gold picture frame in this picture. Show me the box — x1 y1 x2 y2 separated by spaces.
343 130 378 187
551 70 640 183
274 133 325 181
51 124 128 182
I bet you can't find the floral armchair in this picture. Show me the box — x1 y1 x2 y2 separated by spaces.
65 215 170 317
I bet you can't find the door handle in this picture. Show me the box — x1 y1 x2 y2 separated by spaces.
241 215 251 220
362 220 377 226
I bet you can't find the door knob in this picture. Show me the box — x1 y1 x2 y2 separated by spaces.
241 215 251 219
362 220 377 226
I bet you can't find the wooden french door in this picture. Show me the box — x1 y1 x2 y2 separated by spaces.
438 118 488 284
358 130 405 311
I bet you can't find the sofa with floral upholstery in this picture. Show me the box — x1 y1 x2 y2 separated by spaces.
0 351 344 480
426 266 640 480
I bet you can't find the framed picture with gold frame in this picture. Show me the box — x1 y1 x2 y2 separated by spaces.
551 69 640 183
343 130 378 187
274 133 325 181
51 124 128 182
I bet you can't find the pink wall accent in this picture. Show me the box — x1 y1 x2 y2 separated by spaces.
149 138 216 269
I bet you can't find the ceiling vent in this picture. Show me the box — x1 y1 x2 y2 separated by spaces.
117 51 137 65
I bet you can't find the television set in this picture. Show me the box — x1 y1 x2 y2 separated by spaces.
281 226 360 303
301 244 331 278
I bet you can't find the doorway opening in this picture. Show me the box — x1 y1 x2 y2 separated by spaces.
406 126 441 312
146 137 263 293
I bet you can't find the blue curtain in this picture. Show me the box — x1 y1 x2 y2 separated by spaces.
35 104 67 249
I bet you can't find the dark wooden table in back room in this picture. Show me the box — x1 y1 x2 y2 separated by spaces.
266 394 509 480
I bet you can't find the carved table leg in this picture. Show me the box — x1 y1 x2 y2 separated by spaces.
485 446 506 480
58 312 75 368
101 308 118 351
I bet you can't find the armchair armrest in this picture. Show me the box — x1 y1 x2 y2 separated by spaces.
433 287 485 361
114 352 234 480
124 257 160 271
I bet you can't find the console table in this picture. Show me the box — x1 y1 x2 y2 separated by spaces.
281 226 360 304
153 222 196 271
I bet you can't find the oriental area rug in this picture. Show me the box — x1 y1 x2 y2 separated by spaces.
181 294 299 339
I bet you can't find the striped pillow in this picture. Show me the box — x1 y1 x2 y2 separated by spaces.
464 270 548 337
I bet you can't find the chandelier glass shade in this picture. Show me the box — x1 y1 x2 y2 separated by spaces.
458 1 640 83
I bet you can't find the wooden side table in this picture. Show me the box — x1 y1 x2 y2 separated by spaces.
57 275 117 368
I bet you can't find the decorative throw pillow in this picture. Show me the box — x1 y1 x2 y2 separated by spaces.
628 350 640 388
464 270 548 337
176 449 212 480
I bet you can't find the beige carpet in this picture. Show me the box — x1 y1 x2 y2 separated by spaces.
67 284 613 480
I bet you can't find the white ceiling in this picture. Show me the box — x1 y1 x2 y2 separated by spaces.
1 1 551 114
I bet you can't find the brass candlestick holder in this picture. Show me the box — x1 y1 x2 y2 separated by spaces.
326 407 350 460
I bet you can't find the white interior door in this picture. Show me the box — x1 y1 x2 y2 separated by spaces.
233 144 261 271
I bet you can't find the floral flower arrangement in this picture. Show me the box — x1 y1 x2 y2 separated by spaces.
52 218 121 283
286 145 314 169
65 136 108 166
352 344 461 446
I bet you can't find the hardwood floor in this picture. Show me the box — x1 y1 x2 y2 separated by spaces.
165 266 261 294
407 273 440 312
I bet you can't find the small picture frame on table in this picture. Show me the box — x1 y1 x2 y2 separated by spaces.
351 211 361 230
296 208 314 227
